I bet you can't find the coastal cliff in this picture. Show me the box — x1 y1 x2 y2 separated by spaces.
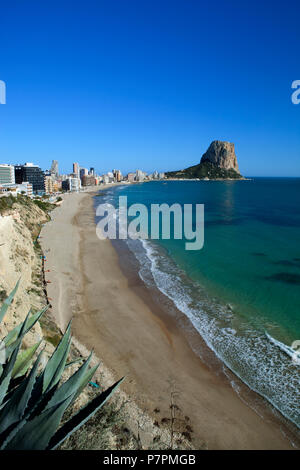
166 140 243 179
0 196 50 346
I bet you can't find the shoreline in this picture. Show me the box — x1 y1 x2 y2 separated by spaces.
111 237 300 439
41 188 299 449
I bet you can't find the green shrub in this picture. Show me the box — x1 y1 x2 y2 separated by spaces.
33 199 56 212
0 195 16 214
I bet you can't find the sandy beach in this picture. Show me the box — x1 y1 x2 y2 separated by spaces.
41 187 299 450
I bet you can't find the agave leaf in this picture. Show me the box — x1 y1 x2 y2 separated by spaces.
1 372 59 449
4 339 21 361
4 306 48 347
0 339 22 404
42 321 72 393
65 357 84 368
0 279 20 324
25 378 59 421
0 337 23 406
25 353 90 421
0 373 12 409
48 377 124 450
3 397 71 450
26 349 86 419
0 412 26 450
44 352 93 411
3 308 40 361
12 341 42 379
0 351 42 438
3 309 32 348
72 363 100 404
0 311 31 404
0 349 45 409
0 284 124 451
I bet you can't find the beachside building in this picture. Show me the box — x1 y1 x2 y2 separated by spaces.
62 177 81 192
14 163 45 193
104 172 114 183
53 180 62 192
0 181 33 197
136 169 146 182
113 169 122 182
44 174 55 194
159 172 165 179
20 181 33 196
127 172 135 183
73 162 80 179
81 175 96 186
50 160 59 178
102 174 110 184
69 177 81 192
0 164 15 185
80 168 88 180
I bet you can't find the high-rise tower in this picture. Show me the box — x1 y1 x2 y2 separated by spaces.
50 160 59 178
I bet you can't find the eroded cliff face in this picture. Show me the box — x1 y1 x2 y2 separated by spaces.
0 199 49 346
200 140 240 173
0 197 94 430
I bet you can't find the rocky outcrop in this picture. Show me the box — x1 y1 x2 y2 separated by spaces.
166 140 243 180
200 140 240 174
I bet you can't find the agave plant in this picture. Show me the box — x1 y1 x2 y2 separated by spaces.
0 281 123 450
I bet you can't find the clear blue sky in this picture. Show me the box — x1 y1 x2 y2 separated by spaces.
0 0 299 176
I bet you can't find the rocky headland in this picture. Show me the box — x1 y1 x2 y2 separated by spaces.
166 140 243 180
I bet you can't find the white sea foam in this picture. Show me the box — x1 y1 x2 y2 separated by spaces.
266 332 300 364
130 238 300 428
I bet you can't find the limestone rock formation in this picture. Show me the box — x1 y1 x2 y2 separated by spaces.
200 140 240 174
166 140 243 179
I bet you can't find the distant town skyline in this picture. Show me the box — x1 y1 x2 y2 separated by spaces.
0 158 163 180
0 159 166 197
0 1 299 176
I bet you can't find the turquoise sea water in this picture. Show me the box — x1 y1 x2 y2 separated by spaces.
97 178 300 427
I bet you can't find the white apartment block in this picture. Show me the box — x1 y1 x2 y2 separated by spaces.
0 182 33 197
67 177 81 192
0 164 15 185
